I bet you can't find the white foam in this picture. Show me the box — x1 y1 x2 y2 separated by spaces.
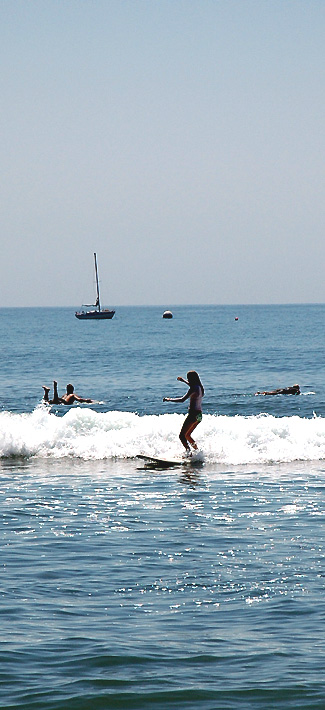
1 407 325 464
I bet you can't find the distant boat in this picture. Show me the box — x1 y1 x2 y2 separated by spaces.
162 310 173 319
75 253 115 320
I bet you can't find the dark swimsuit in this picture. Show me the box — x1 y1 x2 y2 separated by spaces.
185 385 203 424
186 410 202 424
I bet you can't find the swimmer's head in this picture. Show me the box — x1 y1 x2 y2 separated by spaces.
66 384 74 394
293 384 300 392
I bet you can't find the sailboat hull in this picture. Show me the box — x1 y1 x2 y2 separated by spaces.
75 310 115 320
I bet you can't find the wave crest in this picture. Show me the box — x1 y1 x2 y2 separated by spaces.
1 407 325 465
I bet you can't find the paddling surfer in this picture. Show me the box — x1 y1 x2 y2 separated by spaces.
163 370 204 454
255 384 300 396
42 381 95 404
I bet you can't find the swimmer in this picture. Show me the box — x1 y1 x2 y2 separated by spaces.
255 384 300 396
163 370 204 454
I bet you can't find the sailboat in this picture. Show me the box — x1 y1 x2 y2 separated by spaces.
75 253 115 320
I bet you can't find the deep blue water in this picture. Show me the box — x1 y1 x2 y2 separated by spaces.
1 305 325 709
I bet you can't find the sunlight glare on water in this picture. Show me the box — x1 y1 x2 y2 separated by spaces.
1 306 325 708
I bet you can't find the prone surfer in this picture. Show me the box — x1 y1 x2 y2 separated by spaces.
163 370 204 454
255 384 300 396
42 381 95 404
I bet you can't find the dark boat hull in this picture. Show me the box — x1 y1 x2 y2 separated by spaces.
75 310 115 320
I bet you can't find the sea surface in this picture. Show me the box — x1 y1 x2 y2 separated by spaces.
1 304 325 709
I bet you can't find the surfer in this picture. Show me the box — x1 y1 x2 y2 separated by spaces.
42 381 95 404
255 384 300 396
163 370 204 454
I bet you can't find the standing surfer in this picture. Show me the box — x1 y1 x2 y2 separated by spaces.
163 370 204 454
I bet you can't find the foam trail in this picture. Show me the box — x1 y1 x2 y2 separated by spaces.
1 407 325 464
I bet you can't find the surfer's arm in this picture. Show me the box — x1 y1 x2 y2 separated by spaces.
177 376 189 385
74 394 95 403
163 390 190 403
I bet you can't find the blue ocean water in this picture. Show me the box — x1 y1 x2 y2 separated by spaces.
1 305 325 709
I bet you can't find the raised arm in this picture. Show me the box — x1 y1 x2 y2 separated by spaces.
177 376 189 385
163 390 190 403
163 375 191 403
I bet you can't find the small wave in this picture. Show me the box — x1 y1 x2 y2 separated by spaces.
1 407 325 465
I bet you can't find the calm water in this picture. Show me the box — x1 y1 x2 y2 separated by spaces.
1 305 325 709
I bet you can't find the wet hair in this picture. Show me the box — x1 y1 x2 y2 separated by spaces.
187 370 204 396
66 384 74 394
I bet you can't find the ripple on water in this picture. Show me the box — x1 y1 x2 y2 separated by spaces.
1 459 325 709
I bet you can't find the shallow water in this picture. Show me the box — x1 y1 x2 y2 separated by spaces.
1 305 325 708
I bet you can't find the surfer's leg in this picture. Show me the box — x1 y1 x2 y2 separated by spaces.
42 386 50 402
179 416 192 452
185 421 199 449
52 381 61 404
184 413 202 449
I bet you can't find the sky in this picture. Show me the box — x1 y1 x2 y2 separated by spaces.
1 0 325 307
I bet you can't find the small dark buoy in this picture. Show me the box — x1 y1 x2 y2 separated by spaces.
163 310 173 319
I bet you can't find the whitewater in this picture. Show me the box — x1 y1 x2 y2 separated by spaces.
2 405 325 465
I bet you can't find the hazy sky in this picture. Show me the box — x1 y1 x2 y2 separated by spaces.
1 0 325 307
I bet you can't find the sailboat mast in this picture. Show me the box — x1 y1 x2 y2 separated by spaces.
94 252 101 311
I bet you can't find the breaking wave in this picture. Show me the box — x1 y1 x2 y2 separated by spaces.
1 405 325 465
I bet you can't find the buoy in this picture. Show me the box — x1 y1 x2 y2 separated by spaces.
235 317 239 321
163 310 173 319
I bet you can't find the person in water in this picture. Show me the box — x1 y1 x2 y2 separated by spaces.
42 381 95 404
255 384 300 396
163 370 204 454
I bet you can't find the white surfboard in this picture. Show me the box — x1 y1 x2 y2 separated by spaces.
137 453 204 467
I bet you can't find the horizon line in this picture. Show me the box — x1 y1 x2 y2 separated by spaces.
0 302 324 310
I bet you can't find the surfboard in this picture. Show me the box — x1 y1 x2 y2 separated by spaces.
137 454 204 468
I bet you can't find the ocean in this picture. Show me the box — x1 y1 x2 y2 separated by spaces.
1 304 325 709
